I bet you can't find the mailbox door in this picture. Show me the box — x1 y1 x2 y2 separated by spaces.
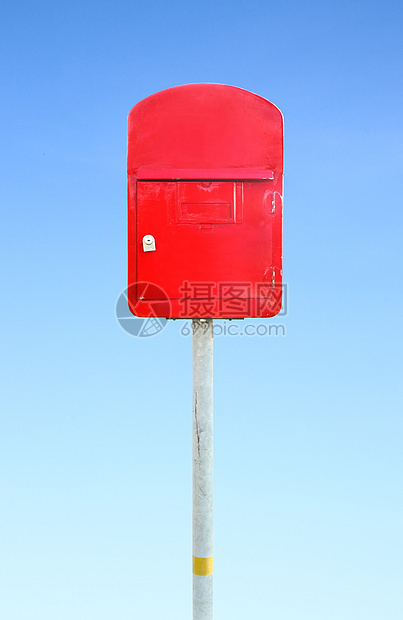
135 178 282 318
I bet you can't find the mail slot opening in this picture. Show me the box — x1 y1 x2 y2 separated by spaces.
179 202 233 223
176 181 240 224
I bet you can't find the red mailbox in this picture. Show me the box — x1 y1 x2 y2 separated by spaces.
127 83 283 319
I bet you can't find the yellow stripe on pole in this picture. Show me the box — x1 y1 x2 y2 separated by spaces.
193 556 213 576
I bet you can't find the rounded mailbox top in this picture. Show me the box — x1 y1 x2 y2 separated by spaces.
127 83 283 178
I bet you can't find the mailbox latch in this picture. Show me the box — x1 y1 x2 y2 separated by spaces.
142 235 156 252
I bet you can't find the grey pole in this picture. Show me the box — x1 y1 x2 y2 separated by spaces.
192 318 213 620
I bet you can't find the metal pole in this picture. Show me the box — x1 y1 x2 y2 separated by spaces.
192 318 213 620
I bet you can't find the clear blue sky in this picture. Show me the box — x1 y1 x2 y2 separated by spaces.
1 1 402 619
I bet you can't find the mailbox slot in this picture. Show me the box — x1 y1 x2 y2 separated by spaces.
177 182 237 224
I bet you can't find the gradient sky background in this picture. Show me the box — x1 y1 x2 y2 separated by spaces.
1 1 402 619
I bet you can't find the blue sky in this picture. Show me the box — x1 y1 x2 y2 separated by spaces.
1 1 402 619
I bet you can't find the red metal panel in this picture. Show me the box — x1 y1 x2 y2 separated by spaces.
127 84 283 319
137 167 274 180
